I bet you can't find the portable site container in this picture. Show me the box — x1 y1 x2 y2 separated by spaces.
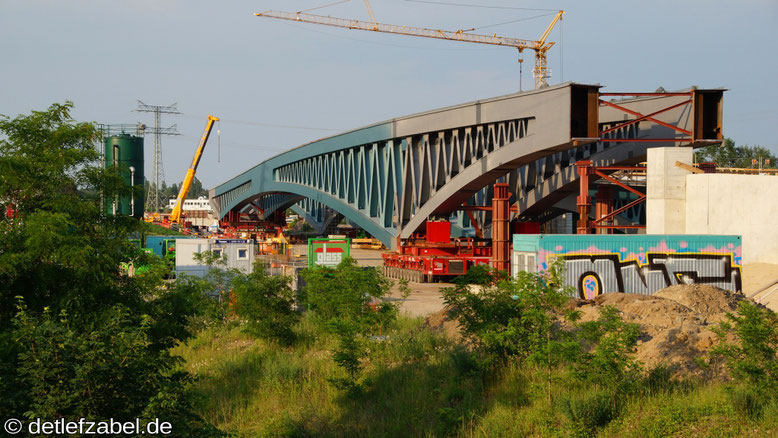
175 238 255 278
512 234 743 299
145 235 197 257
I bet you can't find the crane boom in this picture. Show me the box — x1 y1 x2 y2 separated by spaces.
169 115 219 224
255 9 564 88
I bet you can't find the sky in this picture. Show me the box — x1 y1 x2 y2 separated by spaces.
2 0 777 191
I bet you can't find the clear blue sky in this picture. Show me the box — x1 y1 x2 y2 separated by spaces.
2 0 777 190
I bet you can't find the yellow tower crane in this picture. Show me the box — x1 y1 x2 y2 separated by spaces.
256 1 563 89
169 115 219 224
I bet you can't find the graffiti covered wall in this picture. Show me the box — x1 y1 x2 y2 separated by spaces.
512 235 742 299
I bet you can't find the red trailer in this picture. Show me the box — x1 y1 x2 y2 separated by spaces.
382 221 492 283
382 183 513 283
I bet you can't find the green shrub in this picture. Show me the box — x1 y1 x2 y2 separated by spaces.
452 263 506 286
560 390 620 436
301 257 395 329
574 306 642 394
301 257 398 392
442 263 577 367
714 301 778 397
0 103 220 433
231 266 299 346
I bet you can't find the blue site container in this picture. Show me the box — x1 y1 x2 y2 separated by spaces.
145 235 196 257
512 234 743 299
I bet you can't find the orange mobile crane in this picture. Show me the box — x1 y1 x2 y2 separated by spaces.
255 1 563 88
169 115 219 224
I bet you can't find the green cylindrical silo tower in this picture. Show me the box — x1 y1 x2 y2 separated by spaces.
104 134 145 219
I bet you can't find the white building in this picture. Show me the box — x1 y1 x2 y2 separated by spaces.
167 196 213 212
175 238 255 277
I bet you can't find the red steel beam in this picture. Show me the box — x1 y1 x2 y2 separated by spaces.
600 92 692 97
600 99 692 136
459 205 518 212
600 138 693 143
592 170 645 198
595 166 646 172
592 196 646 226
576 161 593 234
599 99 693 136
491 183 511 273
462 203 483 239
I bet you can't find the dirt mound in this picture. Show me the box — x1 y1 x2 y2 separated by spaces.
576 284 753 377
654 284 744 323
425 284 759 379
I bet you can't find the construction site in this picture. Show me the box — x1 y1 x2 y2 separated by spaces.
98 2 778 313
6 1 778 435
90 5 778 380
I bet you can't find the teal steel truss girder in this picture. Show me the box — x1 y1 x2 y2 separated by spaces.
211 83 605 250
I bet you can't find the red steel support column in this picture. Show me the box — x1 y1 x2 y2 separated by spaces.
492 183 510 273
595 185 614 235
576 161 592 234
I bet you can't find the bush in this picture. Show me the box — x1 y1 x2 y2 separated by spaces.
714 301 778 393
442 264 577 367
452 263 506 286
560 390 620 436
13 302 219 436
301 257 398 392
302 257 395 329
573 306 642 394
713 300 778 417
231 266 299 346
0 103 219 433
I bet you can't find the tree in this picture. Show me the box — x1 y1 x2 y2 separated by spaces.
0 103 219 435
301 257 397 391
231 265 299 346
695 138 777 168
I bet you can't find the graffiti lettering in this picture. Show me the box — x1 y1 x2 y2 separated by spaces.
562 253 742 299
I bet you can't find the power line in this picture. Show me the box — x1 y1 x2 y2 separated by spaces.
135 101 180 213
179 113 342 132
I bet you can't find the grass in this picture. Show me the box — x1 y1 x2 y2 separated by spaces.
141 221 185 236
173 316 778 437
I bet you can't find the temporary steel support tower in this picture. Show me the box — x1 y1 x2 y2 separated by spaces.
491 183 511 272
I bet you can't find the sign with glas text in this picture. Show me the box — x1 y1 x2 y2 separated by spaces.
307 238 350 268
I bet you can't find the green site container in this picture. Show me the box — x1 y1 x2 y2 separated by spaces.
104 134 144 219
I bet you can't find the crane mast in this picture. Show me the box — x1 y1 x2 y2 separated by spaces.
169 115 219 224
255 7 563 88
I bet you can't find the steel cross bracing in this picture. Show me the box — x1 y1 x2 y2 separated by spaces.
211 84 723 250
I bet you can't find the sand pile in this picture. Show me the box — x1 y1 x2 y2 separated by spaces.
424 284 758 378
576 284 748 377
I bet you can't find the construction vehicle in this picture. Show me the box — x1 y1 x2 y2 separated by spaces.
256 2 564 88
382 220 493 283
169 115 219 224
382 183 515 283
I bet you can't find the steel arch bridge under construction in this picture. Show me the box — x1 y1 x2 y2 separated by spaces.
210 82 724 250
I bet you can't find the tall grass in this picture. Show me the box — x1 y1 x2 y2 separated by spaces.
173 317 778 437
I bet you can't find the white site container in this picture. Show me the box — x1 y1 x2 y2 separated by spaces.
175 238 255 278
